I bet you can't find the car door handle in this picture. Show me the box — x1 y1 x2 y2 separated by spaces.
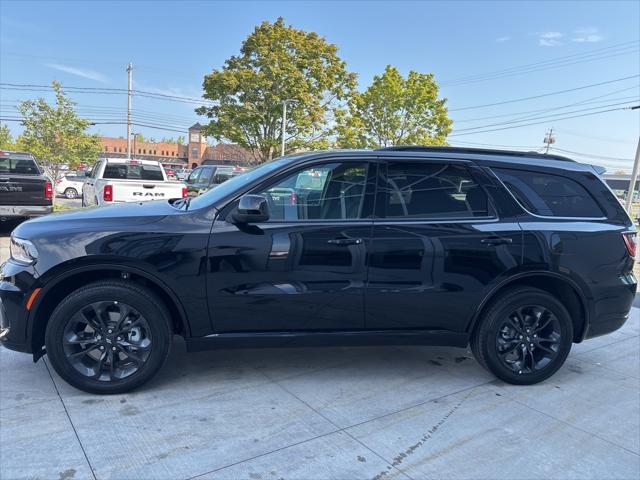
481 236 513 246
328 237 363 246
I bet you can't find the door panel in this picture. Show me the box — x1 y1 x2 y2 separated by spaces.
366 221 521 332
208 222 371 332
207 159 376 333
365 160 522 332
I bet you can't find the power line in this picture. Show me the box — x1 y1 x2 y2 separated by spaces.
449 105 635 137
453 85 639 123
548 147 634 161
452 100 637 133
448 74 639 112
441 42 639 87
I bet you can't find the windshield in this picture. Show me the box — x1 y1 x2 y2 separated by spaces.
187 157 291 210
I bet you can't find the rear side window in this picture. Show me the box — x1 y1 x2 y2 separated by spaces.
103 163 164 181
381 162 491 218
493 168 604 218
0 155 40 175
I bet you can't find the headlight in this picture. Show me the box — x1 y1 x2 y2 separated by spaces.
10 237 38 265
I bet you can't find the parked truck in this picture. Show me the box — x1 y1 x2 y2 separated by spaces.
82 158 187 207
0 151 53 220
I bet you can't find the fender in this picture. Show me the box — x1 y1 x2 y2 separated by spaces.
466 270 591 340
27 261 191 352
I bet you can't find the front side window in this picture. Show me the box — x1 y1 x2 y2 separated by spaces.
198 167 213 185
256 162 370 221
493 168 604 218
187 168 201 184
381 162 490 219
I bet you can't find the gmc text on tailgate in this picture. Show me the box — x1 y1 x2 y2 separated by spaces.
0 151 53 220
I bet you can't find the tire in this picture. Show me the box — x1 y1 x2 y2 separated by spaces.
45 281 172 394
471 287 573 385
64 188 78 199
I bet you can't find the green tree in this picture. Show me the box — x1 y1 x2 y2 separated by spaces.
18 81 101 200
197 17 356 163
335 65 452 149
0 124 16 150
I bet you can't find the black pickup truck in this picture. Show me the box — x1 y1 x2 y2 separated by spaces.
0 151 53 220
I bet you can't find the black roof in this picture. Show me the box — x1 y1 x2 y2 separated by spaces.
377 145 574 163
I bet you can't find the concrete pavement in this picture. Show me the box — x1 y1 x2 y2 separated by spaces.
1 312 638 479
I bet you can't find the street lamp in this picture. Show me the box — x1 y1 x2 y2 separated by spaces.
281 99 297 157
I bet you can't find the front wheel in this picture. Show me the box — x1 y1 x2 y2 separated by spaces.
471 287 573 385
64 188 78 199
45 281 172 394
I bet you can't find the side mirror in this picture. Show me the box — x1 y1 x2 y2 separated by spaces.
232 194 269 224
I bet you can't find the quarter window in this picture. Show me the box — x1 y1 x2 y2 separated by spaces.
381 162 490 218
257 162 370 221
493 168 604 218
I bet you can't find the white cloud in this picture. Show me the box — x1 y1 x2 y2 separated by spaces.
46 63 108 83
495 36 511 43
538 31 563 47
572 27 603 43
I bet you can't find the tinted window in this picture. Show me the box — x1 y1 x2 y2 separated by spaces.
103 163 164 181
257 162 370 221
0 155 40 175
381 163 490 218
187 168 201 183
198 167 213 185
494 168 604 217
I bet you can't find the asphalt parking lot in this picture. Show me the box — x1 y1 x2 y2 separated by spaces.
0 211 639 480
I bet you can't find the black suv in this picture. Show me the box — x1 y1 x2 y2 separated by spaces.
1 147 635 394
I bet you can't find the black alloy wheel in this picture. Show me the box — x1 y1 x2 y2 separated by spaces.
45 281 172 394
495 305 561 375
471 287 573 385
62 301 152 382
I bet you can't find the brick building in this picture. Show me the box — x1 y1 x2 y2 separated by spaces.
99 123 252 169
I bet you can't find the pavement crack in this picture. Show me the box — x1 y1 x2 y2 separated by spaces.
43 359 98 480
371 390 473 480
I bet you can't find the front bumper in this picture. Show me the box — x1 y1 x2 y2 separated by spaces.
0 260 36 353
0 205 53 218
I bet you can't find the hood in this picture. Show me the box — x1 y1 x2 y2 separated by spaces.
13 200 176 238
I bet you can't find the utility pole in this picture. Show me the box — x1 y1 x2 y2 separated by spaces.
126 63 133 159
280 99 296 157
543 128 556 154
624 136 640 213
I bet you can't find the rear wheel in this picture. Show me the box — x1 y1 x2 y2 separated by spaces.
45 281 172 394
64 187 78 199
471 287 573 385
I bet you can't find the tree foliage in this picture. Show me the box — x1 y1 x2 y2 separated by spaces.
18 81 101 189
335 65 452 149
0 124 15 150
197 17 356 162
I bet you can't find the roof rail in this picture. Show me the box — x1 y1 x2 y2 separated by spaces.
376 145 575 162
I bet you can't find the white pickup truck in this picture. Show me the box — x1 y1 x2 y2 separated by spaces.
82 158 186 207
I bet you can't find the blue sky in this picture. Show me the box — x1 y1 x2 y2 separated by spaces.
1 0 638 171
